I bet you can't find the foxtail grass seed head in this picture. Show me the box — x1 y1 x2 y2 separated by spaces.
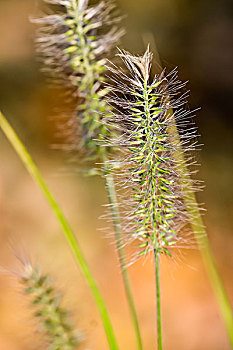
105 47 202 260
20 263 82 350
33 0 124 163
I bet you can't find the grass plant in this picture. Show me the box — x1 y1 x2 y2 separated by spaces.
103 47 233 348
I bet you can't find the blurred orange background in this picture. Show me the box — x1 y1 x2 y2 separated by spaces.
0 0 232 349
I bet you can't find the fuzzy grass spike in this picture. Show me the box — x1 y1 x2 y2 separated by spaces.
33 0 123 159
105 48 199 259
20 263 81 350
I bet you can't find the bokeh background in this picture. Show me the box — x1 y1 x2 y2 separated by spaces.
0 0 232 349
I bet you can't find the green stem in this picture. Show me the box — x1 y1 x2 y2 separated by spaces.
0 111 119 350
102 153 143 350
167 117 233 346
154 250 162 350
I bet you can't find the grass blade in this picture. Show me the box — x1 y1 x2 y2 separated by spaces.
0 111 119 350
166 116 233 346
103 154 143 350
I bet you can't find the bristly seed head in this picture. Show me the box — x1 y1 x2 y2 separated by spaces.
33 0 124 163
21 263 82 350
105 47 201 260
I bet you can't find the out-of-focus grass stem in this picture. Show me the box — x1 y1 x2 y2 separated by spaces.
102 152 143 350
0 111 119 350
67 2 143 345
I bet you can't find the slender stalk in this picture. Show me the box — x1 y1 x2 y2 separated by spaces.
154 249 162 350
166 117 233 346
102 153 143 350
0 111 119 350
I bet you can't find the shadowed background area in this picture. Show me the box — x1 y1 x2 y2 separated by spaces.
0 0 232 349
